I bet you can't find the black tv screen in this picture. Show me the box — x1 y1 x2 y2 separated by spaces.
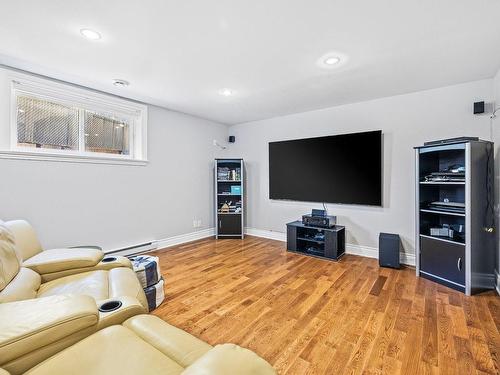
269 130 382 206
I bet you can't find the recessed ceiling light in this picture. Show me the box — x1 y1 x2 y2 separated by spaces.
112 79 130 87
317 52 347 69
218 88 234 97
80 29 101 40
324 56 340 65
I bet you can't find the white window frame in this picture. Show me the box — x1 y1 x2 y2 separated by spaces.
1 73 148 165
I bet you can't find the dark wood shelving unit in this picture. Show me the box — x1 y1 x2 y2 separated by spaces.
286 221 345 261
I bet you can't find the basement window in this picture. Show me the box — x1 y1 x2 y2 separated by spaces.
4 74 147 165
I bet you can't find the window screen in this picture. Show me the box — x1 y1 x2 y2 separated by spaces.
17 96 79 150
84 111 130 155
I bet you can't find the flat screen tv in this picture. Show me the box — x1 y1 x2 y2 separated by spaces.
269 130 382 206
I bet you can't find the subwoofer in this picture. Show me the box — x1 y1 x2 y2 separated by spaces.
379 232 401 269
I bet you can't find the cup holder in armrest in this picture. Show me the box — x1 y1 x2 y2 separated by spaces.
99 300 122 313
101 256 117 263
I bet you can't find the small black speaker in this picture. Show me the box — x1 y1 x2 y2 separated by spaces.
473 101 485 114
379 233 401 269
228 136 236 143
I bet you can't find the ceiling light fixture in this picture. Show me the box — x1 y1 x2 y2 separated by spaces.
218 88 234 97
324 56 340 65
80 29 101 40
112 79 130 87
317 52 347 69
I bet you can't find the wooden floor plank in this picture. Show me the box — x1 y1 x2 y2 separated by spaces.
150 236 500 375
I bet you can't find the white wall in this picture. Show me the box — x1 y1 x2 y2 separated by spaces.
226 79 495 261
0 67 228 250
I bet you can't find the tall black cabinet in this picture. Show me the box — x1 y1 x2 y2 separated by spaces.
215 159 244 239
415 140 495 295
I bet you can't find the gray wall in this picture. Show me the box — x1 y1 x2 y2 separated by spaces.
226 79 495 260
494 69 500 277
0 69 228 250
1 64 498 272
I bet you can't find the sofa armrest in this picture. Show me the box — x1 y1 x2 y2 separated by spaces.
40 256 132 282
69 245 103 250
181 344 276 375
123 315 212 367
0 295 99 366
96 296 147 330
23 248 104 275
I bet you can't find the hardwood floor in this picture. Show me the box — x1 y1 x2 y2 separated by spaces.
150 236 500 375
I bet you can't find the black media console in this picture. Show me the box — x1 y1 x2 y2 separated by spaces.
286 221 345 260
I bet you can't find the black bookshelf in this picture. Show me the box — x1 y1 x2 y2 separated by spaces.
415 140 495 295
215 159 244 239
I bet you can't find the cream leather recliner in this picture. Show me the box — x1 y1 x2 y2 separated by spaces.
0 223 148 307
23 314 276 375
0 222 149 374
4 220 132 282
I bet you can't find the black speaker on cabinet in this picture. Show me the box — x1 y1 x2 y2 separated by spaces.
379 233 401 269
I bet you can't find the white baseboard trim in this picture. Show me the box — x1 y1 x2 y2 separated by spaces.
401 253 416 267
345 243 378 259
245 227 286 241
245 227 416 266
495 270 500 295
155 228 215 250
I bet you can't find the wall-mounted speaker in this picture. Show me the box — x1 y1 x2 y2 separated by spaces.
473 101 485 114
379 232 402 269
228 136 235 143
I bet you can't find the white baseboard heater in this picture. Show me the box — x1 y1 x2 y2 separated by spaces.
105 242 158 257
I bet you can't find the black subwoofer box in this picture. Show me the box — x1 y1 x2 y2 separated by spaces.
379 232 402 269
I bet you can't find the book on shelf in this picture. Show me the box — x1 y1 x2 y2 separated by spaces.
217 167 241 181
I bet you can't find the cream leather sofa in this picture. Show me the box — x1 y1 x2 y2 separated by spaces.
0 295 100 374
20 315 275 375
4 220 132 282
0 222 148 373
1 222 276 374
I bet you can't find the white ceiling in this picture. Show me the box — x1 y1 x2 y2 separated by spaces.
1 0 500 125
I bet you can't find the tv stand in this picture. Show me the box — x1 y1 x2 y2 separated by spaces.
286 221 345 260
